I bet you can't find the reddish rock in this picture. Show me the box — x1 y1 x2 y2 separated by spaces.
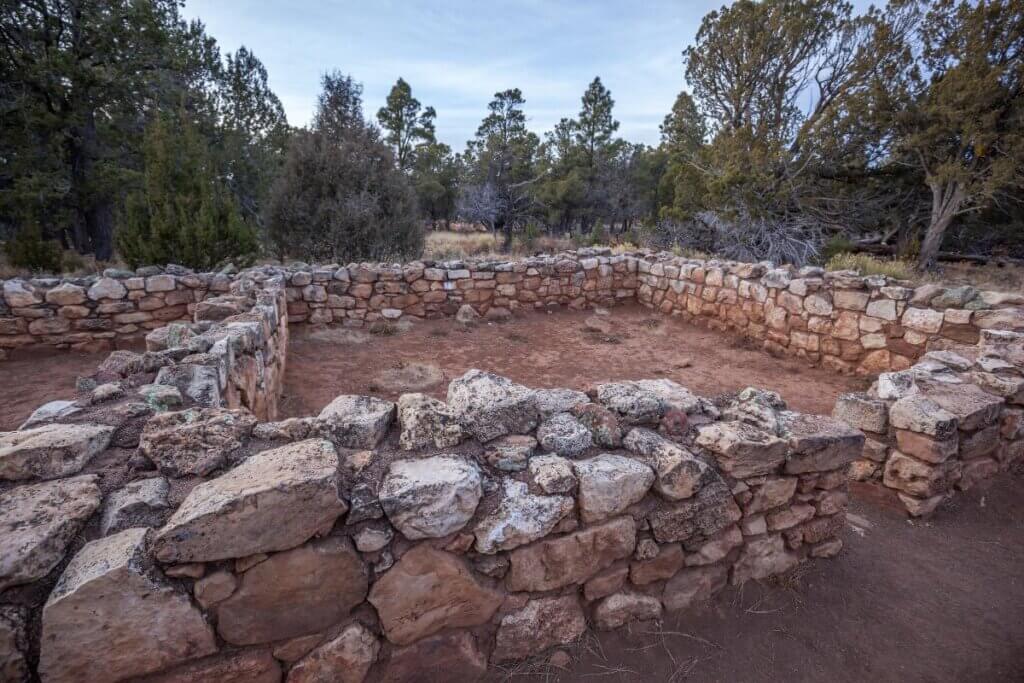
379 632 488 683
593 592 663 630
492 595 587 663
662 565 728 611
629 543 684 585
287 623 379 683
139 649 281 683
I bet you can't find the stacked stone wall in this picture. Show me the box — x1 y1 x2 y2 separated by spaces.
833 329 1024 516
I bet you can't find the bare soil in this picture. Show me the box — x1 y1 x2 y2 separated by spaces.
499 474 1024 683
281 305 867 419
0 347 118 431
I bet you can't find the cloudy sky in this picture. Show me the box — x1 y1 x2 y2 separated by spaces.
183 1 872 149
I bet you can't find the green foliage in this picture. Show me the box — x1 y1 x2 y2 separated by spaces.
265 76 422 262
377 78 437 170
117 114 259 270
3 223 63 273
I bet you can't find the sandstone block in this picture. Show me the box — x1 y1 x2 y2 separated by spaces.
0 423 113 482
287 622 379 683
832 393 889 433
623 427 714 500
100 477 170 535
695 421 787 478
895 430 958 464
593 592 663 630
882 451 956 497
573 453 654 523
492 595 587 663
889 396 958 437
630 542 684 585
648 481 742 543
317 395 395 449
781 412 864 474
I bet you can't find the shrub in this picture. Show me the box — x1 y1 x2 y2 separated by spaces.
117 113 260 270
825 252 915 280
265 128 422 263
3 223 63 273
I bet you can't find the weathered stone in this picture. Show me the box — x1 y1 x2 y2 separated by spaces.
537 412 593 457
0 475 101 590
648 481 742 543
100 477 169 535
506 515 636 592
492 595 587 663
766 504 816 531
379 632 487 683
731 534 799 584
287 622 379 683
959 457 999 490
745 476 798 514
154 363 221 406
317 395 395 449
88 277 127 300
960 425 1001 460
623 428 713 500
889 396 958 437
138 384 184 411
484 434 536 471
455 303 481 325
534 387 590 418
895 430 958 464
139 408 256 477
193 570 237 609
593 592 663 630
832 393 889 433
571 402 623 447
139 650 281 683
369 545 502 645
217 536 367 645
0 606 28 683
897 492 946 517
4 280 41 307
18 400 81 429
594 379 713 425
781 412 865 474
573 453 654 523
154 439 346 563
446 369 538 441
630 543 684 585
474 479 573 553
396 393 463 450
876 370 920 400
695 421 787 478
685 525 744 565
924 384 1004 432
882 451 955 498
354 524 393 552
584 565 629 601
662 565 728 612
529 453 577 494
39 528 217 683
0 423 113 481
902 307 944 333
273 634 324 663
379 455 482 539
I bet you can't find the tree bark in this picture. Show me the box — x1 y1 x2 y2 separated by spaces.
918 181 964 270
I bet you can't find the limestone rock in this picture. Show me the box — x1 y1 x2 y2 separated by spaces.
0 423 113 482
571 402 623 447
287 622 379 683
506 515 636 592
731 534 799 584
572 454 654 523
379 455 482 539
379 632 487 683
832 393 889 434
396 393 463 450
745 476 797 514
217 536 367 645
537 412 593 457
87 277 127 300
138 384 184 412
317 395 395 449
100 477 170 535
0 475 101 590
889 396 958 438
368 545 502 645
446 369 538 442
474 479 573 553
455 304 481 325
529 453 577 494
882 451 956 498
139 408 256 477
4 280 41 307
623 428 713 500
593 592 663 630
648 481 742 543
685 524 743 565
154 439 346 563
694 421 787 478
39 528 217 683
484 434 536 471
780 412 864 474
19 400 81 429
534 388 590 418
925 384 1004 432
662 565 728 611
492 595 587 663
594 379 716 425
138 650 281 683
154 363 221 407
0 606 28 683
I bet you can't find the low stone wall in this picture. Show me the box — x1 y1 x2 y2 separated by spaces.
0 362 862 680
833 329 1024 516
4 250 1023 376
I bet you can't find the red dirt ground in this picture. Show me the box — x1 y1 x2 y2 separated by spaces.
0 346 118 431
280 305 868 420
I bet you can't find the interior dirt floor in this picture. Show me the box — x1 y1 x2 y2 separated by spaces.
0 346 124 431
280 305 868 420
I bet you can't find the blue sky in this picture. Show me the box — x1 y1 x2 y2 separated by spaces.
184 1 874 149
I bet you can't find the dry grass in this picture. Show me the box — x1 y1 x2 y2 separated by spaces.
422 230 576 260
824 252 916 280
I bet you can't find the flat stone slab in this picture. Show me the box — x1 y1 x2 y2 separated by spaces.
317 395 395 449
0 475 101 590
594 379 716 425
153 439 346 563
39 528 217 683
695 421 788 478
446 369 539 442
139 408 256 477
0 423 113 481
780 412 865 474
379 455 482 539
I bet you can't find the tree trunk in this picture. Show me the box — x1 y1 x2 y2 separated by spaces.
918 181 964 270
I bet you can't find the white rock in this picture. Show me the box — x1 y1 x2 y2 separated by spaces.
529 454 577 494
87 277 127 301
536 412 593 457
572 454 655 523
0 423 113 482
379 455 482 539
317 395 395 449
474 480 573 554
396 393 463 450
446 369 538 442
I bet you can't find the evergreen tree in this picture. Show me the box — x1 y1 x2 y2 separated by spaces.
117 113 259 269
377 78 437 171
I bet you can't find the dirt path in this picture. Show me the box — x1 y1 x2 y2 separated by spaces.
281 305 867 419
522 474 1024 683
0 347 116 431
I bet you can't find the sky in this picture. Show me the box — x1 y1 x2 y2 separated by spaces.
183 0 874 150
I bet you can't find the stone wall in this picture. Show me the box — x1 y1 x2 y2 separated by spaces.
4 250 1023 376
833 329 1024 516
0 359 862 680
